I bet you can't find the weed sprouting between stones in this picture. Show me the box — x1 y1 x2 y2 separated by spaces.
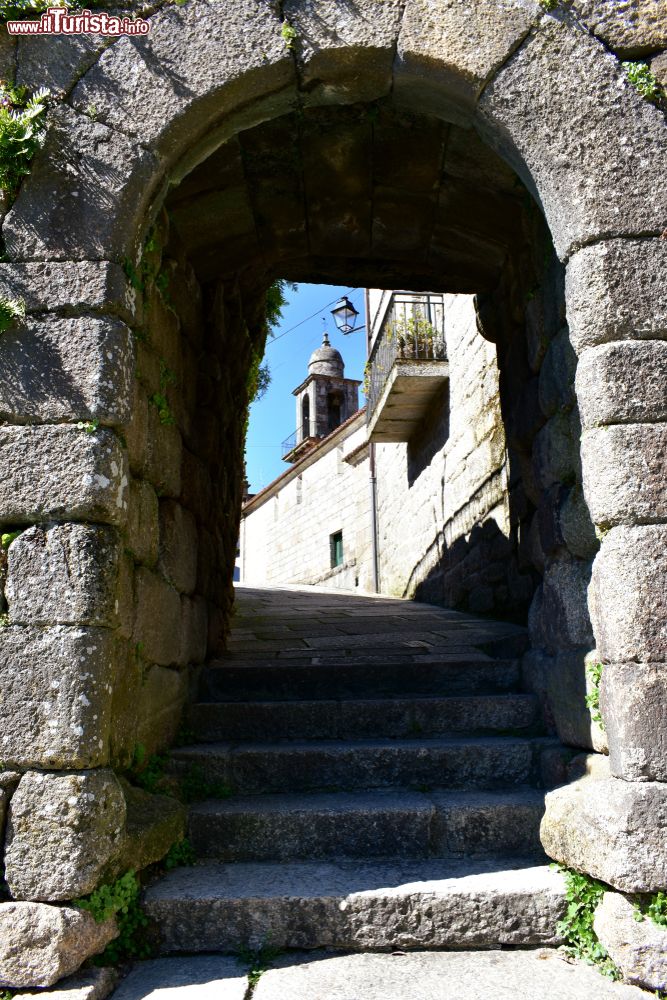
622 62 664 103
554 864 619 979
1 530 23 549
128 744 233 803
162 837 197 870
0 297 25 334
130 743 170 794
584 661 604 730
634 890 667 929
280 20 297 50
179 763 233 804
73 871 153 963
238 943 283 988
0 83 49 199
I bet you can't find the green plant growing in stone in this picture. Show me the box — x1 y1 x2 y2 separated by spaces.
0 83 50 198
1 530 22 549
555 865 619 978
179 763 233 803
281 19 297 50
130 743 170 794
538 0 559 9
74 870 137 924
123 227 171 303
239 943 283 987
622 62 663 102
0 296 25 333
74 871 152 963
155 268 171 302
149 390 174 425
634 890 667 929
163 837 196 870
149 360 177 426
0 612 9 628
173 720 197 746
77 419 99 434
585 661 604 730
0 989 14 999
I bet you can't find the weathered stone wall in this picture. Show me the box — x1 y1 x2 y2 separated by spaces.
475 241 600 757
0 0 665 987
0 210 256 985
374 294 523 617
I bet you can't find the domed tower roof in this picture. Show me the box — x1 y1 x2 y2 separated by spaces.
308 332 344 377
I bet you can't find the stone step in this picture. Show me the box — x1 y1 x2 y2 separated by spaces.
188 692 540 742
198 657 521 702
187 787 546 862
145 858 566 953
170 736 551 795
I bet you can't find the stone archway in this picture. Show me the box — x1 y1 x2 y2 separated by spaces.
0 0 666 984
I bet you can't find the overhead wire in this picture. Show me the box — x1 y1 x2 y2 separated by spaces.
266 287 361 346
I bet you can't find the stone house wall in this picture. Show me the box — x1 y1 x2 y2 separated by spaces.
374 293 518 615
242 413 373 592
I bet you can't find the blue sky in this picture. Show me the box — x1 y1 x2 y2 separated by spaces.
245 283 368 493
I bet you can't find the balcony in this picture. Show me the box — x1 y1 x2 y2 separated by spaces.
366 293 449 443
281 424 324 464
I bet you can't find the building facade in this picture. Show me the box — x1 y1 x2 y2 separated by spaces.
241 291 533 621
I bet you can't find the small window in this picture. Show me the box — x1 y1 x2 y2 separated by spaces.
330 530 343 568
302 395 310 439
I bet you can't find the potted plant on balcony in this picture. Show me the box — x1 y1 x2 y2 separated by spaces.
387 314 445 360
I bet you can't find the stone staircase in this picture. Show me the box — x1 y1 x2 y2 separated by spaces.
144 586 567 955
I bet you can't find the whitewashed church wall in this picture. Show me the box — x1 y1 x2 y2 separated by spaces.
241 420 374 591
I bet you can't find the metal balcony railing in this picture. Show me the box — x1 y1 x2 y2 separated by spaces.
281 423 323 459
366 293 447 420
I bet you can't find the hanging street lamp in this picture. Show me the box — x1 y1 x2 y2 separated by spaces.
330 295 361 335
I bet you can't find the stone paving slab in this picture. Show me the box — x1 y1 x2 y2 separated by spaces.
253 950 648 1000
228 587 528 667
15 968 118 1000
110 957 247 1000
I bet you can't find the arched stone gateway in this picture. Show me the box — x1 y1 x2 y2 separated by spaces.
0 0 666 986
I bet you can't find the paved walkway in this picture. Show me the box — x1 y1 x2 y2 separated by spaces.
106 951 648 1000
222 584 528 662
